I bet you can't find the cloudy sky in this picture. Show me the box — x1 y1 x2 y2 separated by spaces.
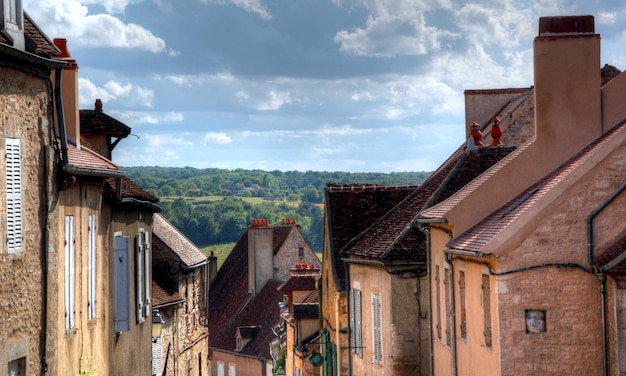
23 0 626 172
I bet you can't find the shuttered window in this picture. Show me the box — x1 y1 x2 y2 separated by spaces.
350 287 362 357
136 230 151 322
136 232 144 323
88 214 96 320
217 363 224 376
372 293 382 365
114 235 131 332
5 138 22 254
64 215 75 330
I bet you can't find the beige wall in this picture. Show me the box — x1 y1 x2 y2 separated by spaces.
210 350 268 376
274 227 321 281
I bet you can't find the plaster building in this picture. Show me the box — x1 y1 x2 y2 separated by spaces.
419 15 626 376
278 264 321 376
152 213 212 376
208 219 320 376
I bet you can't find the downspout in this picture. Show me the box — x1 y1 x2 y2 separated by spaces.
417 223 435 376
54 67 69 168
587 181 626 376
443 250 457 376
343 260 352 376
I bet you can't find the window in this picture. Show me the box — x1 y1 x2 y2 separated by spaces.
5 138 22 254
482 274 492 348
217 363 224 376
8 357 26 376
372 293 382 365
114 235 131 332
228 364 236 376
298 247 304 257
2 0 24 50
136 230 151 322
88 215 96 320
435 265 441 341
65 215 75 330
187 359 192 376
459 271 467 340
350 287 362 357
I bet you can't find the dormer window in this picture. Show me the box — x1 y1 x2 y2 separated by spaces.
1 0 24 50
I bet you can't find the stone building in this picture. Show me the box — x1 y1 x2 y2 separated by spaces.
208 219 320 376
419 15 626 376
152 213 211 376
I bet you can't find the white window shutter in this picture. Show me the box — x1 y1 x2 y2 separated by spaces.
5 138 22 254
151 335 163 376
372 293 382 364
144 231 151 318
88 215 96 320
136 233 144 322
114 235 131 332
64 216 75 330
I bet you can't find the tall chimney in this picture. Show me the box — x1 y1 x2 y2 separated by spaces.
534 16 601 158
247 219 274 295
53 38 80 148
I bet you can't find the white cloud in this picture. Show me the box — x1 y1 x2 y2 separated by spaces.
25 0 167 52
200 0 272 20
203 132 232 144
79 78 156 107
110 111 184 125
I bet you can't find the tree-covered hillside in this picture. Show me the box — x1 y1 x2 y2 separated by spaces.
124 166 430 252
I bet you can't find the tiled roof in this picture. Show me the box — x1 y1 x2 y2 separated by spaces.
14 13 60 57
208 224 304 360
80 108 131 136
595 234 626 274
325 184 418 290
67 142 119 172
152 278 184 308
448 121 626 255
293 303 319 319
278 276 316 292
344 146 516 261
210 279 283 360
302 289 318 304
153 213 206 268
104 176 159 203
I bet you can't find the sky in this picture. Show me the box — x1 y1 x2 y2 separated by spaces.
23 0 626 173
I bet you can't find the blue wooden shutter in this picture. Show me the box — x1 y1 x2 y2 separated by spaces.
88 214 96 320
5 138 22 254
114 235 131 332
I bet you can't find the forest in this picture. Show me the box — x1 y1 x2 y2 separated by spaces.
124 166 431 252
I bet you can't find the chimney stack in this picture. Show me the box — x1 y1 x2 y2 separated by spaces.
53 38 81 148
247 219 274 295
534 15 601 157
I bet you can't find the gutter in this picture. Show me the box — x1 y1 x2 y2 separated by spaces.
118 197 162 213
587 181 626 376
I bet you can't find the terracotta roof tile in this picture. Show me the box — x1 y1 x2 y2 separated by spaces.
153 213 206 268
448 121 626 254
595 234 626 274
80 108 131 136
279 276 316 292
345 146 516 261
67 143 119 171
325 184 418 290
152 279 184 308
21 13 60 57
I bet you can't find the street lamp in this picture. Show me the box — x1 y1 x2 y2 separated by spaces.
152 309 164 339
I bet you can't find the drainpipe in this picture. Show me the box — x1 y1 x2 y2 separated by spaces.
343 259 352 376
587 181 626 376
442 250 457 376
417 223 435 376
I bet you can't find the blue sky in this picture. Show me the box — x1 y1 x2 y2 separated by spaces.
23 0 626 172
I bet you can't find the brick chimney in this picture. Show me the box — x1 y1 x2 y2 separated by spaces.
53 38 81 148
248 219 274 295
534 15 602 158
